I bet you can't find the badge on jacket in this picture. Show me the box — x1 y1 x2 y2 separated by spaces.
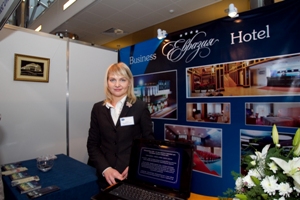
120 116 134 126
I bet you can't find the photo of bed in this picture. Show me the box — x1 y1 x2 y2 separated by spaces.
245 102 300 128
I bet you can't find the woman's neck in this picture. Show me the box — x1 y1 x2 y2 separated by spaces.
111 95 126 106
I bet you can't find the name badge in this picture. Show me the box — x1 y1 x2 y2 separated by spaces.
120 116 134 126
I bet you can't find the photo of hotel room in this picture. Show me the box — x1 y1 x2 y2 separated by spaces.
186 103 230 124
186 53 300 98
245 102 300 128
240 129 294 175
165 124 222 177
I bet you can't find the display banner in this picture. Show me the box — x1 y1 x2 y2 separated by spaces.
119 0 300 197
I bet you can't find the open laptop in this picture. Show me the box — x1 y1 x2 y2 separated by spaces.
94 138 194 200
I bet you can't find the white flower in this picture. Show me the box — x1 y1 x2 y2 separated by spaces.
260 175 278 195
250 144 270 169
250 144 270 161
278 182 293 197
270 157 300 185
235 177 243 191
274 197 286 200
248 168 263 180
268 161 278 173
250 160 256 166
293 180 300 194
242 174 255 188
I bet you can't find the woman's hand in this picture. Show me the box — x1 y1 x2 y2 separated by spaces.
103 168 124 185
121 167 129 179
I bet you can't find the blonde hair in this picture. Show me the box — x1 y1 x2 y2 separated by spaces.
103 62 136 105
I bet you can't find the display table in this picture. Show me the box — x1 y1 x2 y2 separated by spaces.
189 193 219 200
2 154 99 200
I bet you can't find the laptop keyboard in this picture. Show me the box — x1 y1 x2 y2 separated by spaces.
109 184 181 200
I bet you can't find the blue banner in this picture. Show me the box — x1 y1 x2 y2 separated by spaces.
119 0 300 197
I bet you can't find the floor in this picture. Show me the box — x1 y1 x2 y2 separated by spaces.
190 85 296 98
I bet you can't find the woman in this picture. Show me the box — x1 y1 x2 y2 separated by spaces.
87 62 154 190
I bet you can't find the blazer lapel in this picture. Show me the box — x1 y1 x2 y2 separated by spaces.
103 105 116 128
116 99 131 127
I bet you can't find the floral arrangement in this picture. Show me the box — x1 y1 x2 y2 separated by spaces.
221 124 300 200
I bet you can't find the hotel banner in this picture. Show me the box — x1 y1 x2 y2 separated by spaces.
118 0 300 197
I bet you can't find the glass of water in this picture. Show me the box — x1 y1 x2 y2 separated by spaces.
37 155 54 172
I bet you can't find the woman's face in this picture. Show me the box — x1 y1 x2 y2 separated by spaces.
107 73 130 100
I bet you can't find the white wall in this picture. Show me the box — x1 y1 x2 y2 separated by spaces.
0 25 117 164
69 42 116 163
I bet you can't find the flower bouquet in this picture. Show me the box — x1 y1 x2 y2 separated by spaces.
221 124 300 200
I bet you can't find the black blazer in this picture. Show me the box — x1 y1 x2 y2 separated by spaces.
87 99 154 188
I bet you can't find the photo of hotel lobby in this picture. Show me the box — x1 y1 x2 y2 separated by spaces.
187 53 300 98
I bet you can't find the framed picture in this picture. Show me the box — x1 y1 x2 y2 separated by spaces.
14 54 50 82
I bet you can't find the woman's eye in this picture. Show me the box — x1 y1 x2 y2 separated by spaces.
120 79 126 82
109 79 116 82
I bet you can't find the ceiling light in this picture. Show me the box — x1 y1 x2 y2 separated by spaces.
226 3 239 18
63 0 76 11
35 25 42 32
55 31 79 40
157 29 167 40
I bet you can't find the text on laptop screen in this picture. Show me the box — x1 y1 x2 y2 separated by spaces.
136 145 182 190
127 139 194 199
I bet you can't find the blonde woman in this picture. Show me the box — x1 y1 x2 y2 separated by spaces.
87 62 154 190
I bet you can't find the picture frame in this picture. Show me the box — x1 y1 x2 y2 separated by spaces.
14 54 50 82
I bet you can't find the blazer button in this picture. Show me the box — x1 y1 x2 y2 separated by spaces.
114 141 117 145
114 153 117 157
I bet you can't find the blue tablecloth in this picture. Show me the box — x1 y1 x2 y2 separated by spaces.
2 154 99 200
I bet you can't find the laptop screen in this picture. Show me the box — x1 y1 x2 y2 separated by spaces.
128 139 194 198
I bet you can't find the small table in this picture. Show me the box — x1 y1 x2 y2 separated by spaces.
2 154 99 200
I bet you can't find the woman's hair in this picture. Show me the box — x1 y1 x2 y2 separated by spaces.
103 62 136 105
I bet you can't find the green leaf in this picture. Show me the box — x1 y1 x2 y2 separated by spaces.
261 193 268 200
235 194 247 200
251 176 260 186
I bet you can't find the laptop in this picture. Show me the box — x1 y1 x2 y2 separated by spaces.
93 138 194 200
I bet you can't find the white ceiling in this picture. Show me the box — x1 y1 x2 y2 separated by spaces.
43 0 221 46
